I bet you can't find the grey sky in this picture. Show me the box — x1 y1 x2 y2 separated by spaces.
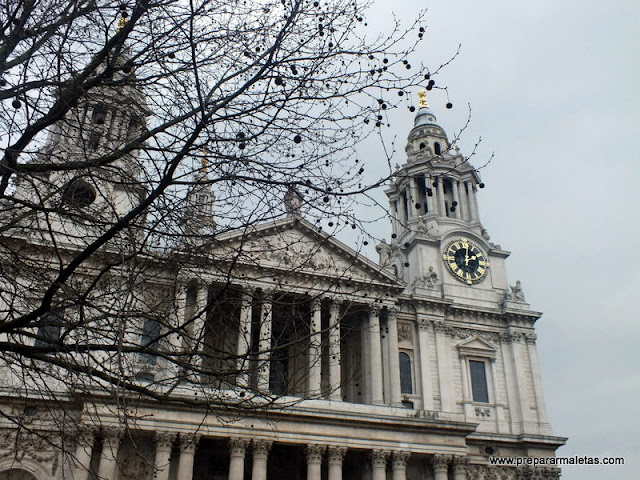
350 1 639 478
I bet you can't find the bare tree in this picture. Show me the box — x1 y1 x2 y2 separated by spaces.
0 0 438 475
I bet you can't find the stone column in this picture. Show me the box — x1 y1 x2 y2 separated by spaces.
370 450 390 480
177 433 200 480
327 446 347 480
398 191 408 227
257 291 273 392
154 431 176 480
306 444 326 480
410 177 420 219
97 428 123 480
392 451 411 480
452 456 468 480
229 437 251 480
451 179 460 219
390 201 399 237
470 185 480 221
251 440 272 480
424 175 434 214
71 426 96 480
192 283 208 377
368 305 384 405
328 300 342 401
307 299 322 397
433 321 454 412
457 180 467 220
236 288 254 388
436 177 446 217
433 454 450 480
386 307 402 406
526 333 550 425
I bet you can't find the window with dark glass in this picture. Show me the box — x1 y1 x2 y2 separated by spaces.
399 352 413 395
469 360 489 403
139 319 160 365
434 142 442 155
34 311 63 349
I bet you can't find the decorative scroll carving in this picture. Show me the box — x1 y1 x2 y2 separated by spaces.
475 407 491 418
432 454 451 472
525 332 537 344
252 439 272 458
327 446 348 463
305 444 326 463
229 437 251 455
370 449 390 468
0 429 60 475
465 464 561 480
154 431 177 450
179 433 201 454
392 450 411 468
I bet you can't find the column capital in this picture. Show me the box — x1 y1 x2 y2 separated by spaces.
229 437 251 455
370 450 390 468
155 431 177 451
392 450 411 468
76 424 98 444
452 455 469 470
253 439 272 458
327 446 348 464
329 298 343 314
102 426 124 442
305 444 326 463
433 454 451 472
368 303 383 316
178 433 201 454
311 297 322 311
386 305 399 320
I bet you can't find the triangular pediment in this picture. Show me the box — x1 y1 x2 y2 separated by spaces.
456 336 497 358
213 217 401 287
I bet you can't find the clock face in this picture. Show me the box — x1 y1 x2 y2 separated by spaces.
443 239 489 285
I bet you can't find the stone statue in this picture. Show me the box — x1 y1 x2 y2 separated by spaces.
284 186 303 216
426 266 439 288
505 280 526 302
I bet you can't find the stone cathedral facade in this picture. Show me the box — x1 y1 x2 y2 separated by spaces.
0 77 566 480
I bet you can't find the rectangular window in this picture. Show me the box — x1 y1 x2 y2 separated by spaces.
139 319 160 365
34 311 63 349
469 360 489 403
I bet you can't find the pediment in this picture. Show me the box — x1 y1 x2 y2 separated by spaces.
456 336 497 358
213 217 400 287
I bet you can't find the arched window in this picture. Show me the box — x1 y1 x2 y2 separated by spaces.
434 142 441 155
0 469 38 480
399 352 413 395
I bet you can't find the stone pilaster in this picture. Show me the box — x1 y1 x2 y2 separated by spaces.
229 437 251 480
328 300 342 401
368 305 384 405
236 288 254 388
387 307 402 406
257 291 273 392
307 299 322 397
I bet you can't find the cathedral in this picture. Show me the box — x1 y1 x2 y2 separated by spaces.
0 62 566 479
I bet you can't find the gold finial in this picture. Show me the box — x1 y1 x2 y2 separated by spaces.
418 89 429 108
118 16 127 30
201 149 210 171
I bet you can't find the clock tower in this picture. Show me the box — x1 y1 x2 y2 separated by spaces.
384 91 515 310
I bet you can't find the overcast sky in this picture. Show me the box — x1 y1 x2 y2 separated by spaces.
349 1 639 478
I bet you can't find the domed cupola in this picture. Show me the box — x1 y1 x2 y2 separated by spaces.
405 91 450 161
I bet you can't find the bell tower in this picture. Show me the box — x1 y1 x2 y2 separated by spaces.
13 53 148 247
383 91 514 310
